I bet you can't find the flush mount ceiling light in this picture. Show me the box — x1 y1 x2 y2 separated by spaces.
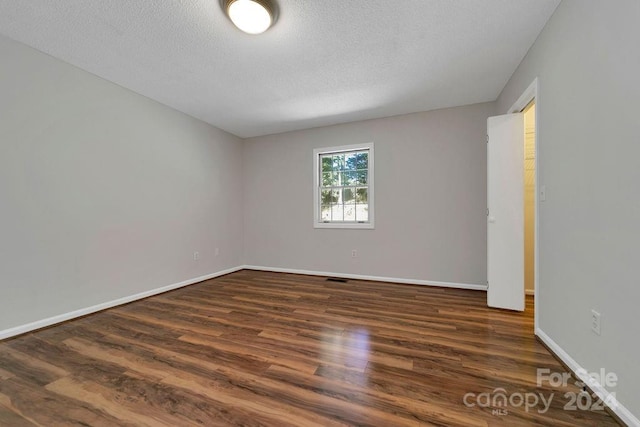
224 0 277 35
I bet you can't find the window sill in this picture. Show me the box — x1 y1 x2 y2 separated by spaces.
314 222 375 230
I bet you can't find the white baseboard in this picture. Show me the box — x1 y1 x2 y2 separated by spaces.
242 265 487 291
536 328 639 427
0 266 244 341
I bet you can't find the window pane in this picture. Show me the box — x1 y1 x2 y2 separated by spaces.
321 156 333 172
344 204 356 221
330 189 340 203
331 204 344 221
322 172 332 187
322 172 340 187
321 189 337 205
356 152 368 170
344 153 357 170
356 204 369 222
356 187 368 204
342 188 355 203
332 154 345 171
339 171 354 186
356 170 368 185
321 206 331 221
343 171 356 186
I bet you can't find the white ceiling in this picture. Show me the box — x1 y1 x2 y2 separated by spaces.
0 0 559 138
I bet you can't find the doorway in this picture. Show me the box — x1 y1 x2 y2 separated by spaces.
511 78 539 332
523 101 536 299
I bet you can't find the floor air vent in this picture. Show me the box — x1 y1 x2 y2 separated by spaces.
326 277 349 283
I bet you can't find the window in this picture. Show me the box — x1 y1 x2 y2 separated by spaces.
313 143 374 229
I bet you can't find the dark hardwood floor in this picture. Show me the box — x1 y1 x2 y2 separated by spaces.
0 270 619 426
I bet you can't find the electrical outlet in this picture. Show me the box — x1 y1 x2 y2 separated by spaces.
351 249 357 258
591 309 601 335
215 247 220 257
193 251 200 261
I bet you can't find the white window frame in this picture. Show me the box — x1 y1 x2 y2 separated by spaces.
313 142 375 229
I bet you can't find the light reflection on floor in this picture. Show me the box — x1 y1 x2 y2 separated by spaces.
320 327 371 388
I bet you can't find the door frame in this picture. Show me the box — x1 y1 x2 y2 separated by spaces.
507 77 539 332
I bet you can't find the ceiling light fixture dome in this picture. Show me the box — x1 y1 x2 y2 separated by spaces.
224 0 276 35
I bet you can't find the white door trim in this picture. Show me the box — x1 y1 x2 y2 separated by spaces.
508 77 539 332
509 78 538 114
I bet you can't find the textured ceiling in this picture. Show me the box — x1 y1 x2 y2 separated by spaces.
0 0 559 138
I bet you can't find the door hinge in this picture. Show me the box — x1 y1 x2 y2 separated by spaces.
486 135 489 143
486 209 489 216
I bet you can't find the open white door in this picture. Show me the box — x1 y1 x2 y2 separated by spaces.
487 114 525 311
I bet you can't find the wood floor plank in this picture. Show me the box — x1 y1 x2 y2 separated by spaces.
0 377 129 426
0 270 621 426
0 397 36 427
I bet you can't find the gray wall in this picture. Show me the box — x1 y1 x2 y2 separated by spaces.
243 103 494 285
497 0 640 416
0 35 244 331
